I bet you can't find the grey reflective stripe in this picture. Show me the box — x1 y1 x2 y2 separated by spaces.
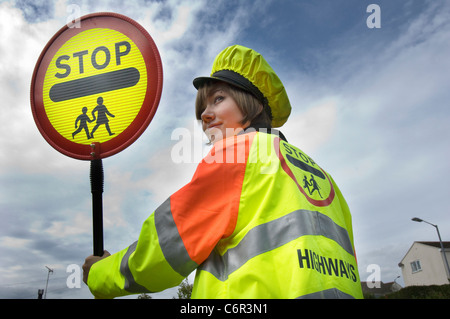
297 288 355 299
154 198 198 277
119 198 198 292
199 209 353 281
120 241 151 293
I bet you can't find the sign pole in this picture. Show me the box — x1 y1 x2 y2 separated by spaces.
30 12 163 258
90 157 104 256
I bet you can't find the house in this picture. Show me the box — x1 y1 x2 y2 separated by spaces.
398 241 450 287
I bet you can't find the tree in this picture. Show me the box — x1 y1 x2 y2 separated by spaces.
137 293 152 299
174 278 193 299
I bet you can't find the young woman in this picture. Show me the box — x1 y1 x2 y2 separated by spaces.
83 45 363 299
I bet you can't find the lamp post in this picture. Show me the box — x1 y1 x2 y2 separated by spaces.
44 266 53 299
411 217 450 281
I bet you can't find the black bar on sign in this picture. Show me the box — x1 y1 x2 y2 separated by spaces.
286 154 326 179
49 67 140 102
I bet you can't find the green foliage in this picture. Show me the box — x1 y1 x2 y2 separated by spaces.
174 278 193 299
384 284 450 299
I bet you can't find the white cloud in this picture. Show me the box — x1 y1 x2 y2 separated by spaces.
0 2 78 175
282 99 338 155
0 236 31 249
150 2 201 42
43 212 91 237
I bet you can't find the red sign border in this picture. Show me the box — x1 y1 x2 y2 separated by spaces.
30 12 163 160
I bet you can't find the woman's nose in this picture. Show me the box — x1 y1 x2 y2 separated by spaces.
201 108 214 123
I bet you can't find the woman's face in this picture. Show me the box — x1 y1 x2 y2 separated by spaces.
201 83 249 142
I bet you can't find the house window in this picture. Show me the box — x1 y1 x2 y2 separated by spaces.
410 260 422 273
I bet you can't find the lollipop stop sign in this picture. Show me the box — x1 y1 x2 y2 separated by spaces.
31 13 163 256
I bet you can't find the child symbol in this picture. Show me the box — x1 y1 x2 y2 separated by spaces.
72 106 93 139
90 96 115 138
302 174 323 198
309 175 322 198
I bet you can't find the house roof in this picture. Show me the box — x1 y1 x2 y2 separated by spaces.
417 241 450 249
399 241 450 265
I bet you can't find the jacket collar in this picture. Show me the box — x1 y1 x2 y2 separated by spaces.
239 123 288 142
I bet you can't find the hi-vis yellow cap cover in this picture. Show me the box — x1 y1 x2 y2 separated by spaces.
31 13 163 160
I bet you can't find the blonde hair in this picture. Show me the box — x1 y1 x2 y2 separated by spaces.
195 81 272 128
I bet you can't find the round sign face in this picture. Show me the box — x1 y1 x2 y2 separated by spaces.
275 137 335 207
31 13 163 160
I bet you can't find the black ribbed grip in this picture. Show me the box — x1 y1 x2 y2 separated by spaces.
90 159 104 256
90 159 104 193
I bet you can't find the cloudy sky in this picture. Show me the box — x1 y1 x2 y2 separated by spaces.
1 0 449 299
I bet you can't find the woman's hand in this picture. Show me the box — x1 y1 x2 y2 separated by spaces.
82 250 111 285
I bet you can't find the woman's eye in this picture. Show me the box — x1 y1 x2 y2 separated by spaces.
214 95 224 104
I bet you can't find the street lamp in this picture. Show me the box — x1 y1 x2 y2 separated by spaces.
44 266 53 299
411 217 450 281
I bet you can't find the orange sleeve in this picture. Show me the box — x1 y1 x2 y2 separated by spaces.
170 132 255 265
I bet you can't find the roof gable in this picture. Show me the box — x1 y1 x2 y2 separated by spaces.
399 241 450 264
418 241 450 249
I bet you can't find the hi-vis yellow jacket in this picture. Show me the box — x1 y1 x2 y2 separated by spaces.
87 129 364 299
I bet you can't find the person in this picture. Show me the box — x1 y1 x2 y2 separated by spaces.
72 106 93 139
83 45 363 299
90 96 115 138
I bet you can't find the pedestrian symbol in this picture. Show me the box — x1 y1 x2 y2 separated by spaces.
302 175 323 198
72 97 115 140
90 97 115 139
72 106 93 139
